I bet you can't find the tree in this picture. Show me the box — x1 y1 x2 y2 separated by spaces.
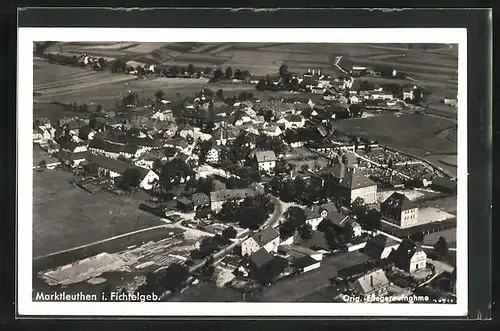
155 90 165 102
289 77 300 91
351 197 367 218
216 89 224 100
170 65 180 77
359 80 375 91
98 57 106 69
256 78 267 91
301 164 310 173
78 125 90 140
111 59 127 73
187 64 195 76
285 206 306 229
225 67 233 80
160 263 189 291
122 92 138 107
324 227 341 250
237 195 275 230
234 68 243 80
204 67 213 76
136 66 146 76
263 109 274 122
433 236 449 258
299 223 313 240
279 220 296 240
213 68 224 81
222 226 237 239
279 64 289 78
242 70 251 79
119 168 142 191
238 91 250 102
341 224 354 242
78 103 89 113
217 200 239 223
410 231 425 243
359 209 382 231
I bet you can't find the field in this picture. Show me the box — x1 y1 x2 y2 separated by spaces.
33 169 165 258
253 251 369 302
35 42 458 114
331 114 457 175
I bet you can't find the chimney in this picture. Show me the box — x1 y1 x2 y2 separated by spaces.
370 275 374 287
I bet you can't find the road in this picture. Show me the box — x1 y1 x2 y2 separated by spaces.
188 193 284 274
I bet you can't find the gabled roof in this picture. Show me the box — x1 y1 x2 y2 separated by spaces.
88 154 150 178
338 168 377 190
364 234 400 260
342 152 358 167
293 255 319 269
255 150 277 163
249 247 274 269
252 226 280 246
210 188 256 203
391 239 425 269
353 268 389 295
381 192 418 210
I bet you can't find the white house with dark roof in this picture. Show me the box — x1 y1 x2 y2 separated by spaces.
390 239 427 273
277 114 306 130
88 154 159 190
380 192 419 228
241 226 280 257
350 268 390 299
255 150 277 173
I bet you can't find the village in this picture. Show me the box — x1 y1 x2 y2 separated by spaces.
33 46 458 304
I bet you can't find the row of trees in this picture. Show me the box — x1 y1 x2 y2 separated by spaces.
210 67 252 83
217 195 275 230
44 53 107 71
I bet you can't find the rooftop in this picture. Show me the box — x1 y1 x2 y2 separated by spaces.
252 226 280 246
353 268 389 295
381 192 418 210
255 150 277 163
210 188 257 203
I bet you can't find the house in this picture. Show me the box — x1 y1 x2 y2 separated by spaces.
205 147 220 164
47 142 60 156
293 255 321 273
350 268 390 299
260 123 282 137
177 197 194 212
304 202 339 230
337 167 378 205
59 150 92 168
286 245 323 262
248 248 274 270
255 150 277 173
60 141 88 154
88 139 138 160
364 234 401 260
380 192 419 228
209 188 257 212
87 154 159 190
192 192 210 209
277 114 306 130
249 250 289 285
241 226 280 257
340 217 363 237
390 239 427 273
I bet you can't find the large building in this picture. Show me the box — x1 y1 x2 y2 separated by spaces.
338 168 378 205
380 192 419 228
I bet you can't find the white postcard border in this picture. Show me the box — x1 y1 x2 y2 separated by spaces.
18 27 468 317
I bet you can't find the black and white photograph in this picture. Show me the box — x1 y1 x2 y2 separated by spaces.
17 27 469 317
